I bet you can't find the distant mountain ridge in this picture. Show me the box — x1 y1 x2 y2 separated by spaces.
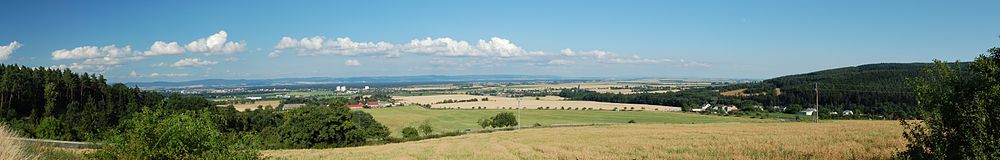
126 75 576 89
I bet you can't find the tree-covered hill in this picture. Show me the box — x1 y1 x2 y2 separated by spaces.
0 64 163 141
724 62 969 118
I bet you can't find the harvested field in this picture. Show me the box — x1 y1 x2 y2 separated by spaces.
503 82 619 90
263 120 905 160
591 88 636 94
396 95 679 111
401 84 458 91
720 88 783 96
217 100 281 111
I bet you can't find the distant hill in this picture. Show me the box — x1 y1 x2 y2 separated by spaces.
723 62 969 118
126 75 578 89
767 63 929 105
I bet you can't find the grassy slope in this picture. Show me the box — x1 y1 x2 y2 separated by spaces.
264 120 904 160
363 106 769 137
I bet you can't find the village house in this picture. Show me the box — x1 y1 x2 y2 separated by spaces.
842 110 855 115
346 103 364 109
282 103 306 110
365 101 381 108
798 108 818 116
691 104 712 112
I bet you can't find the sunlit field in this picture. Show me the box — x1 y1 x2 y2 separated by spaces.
396 95 681 111
264 120 904 160
217 100 281 111
363 106 767 137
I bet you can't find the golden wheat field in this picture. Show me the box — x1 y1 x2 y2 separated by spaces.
263 120 905 160
217 100 281 111
395 95 681 111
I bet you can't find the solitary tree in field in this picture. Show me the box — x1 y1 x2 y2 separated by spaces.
900 44 1000 159
489 112 518 128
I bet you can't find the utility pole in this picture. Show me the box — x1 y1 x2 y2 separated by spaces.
517 98 522 130
815 83 820 121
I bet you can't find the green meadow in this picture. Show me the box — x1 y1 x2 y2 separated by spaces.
363 106 771 137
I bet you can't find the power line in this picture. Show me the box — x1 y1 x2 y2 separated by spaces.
818 88 914 94
782 87 913 94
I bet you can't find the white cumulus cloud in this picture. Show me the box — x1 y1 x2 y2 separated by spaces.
267 50 281 58
171 58 219 68
560 48 607 59
344 59 361 66
144 41 185 56
403 37 543 57
276 36 395 56
186 30 246 55
273 36 545 58
51 45 137 60
0 41 22 61
547 59 574 65
49 63 116 73
149 72 190 77
50 45 144 72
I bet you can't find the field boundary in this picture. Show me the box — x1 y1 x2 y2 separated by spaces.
13 137 102 149
463 123 618 134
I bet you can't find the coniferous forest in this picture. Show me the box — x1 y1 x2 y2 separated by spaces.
0 64 392 159
0 65 161 141
561 63 953 119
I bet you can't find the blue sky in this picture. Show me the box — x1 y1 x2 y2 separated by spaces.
1 0 998 82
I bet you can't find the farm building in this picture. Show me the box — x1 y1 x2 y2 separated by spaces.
842 110 855 115
282 103 306 110
691 104 712 112
346 103 364 108
798 108 818 116
366 101 381 107
246 96 263 100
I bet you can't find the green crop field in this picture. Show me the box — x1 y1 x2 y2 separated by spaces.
363 106 771 137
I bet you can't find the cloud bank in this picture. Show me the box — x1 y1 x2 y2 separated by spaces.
50 30 246 72
274 36 544 58
0 41 22 61
171 58 219 68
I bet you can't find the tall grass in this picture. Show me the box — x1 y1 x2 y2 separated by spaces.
0 124 38 160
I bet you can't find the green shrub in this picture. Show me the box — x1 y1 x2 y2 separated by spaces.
899 48 1000 159
477 118 492 129
401 127 419 138
489 112 518 128
90 108 259 160
34 116 63 140
350 111 390 141
627 120 636 123
418 122 433 136
276 106 361 148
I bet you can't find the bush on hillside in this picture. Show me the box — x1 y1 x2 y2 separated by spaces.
350 111 390 141
90 108 259 159
477 118 492 129
401 127 419 138
275 106 362 148
489 112 518 128
418 122 433 136
899 46 1000 159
